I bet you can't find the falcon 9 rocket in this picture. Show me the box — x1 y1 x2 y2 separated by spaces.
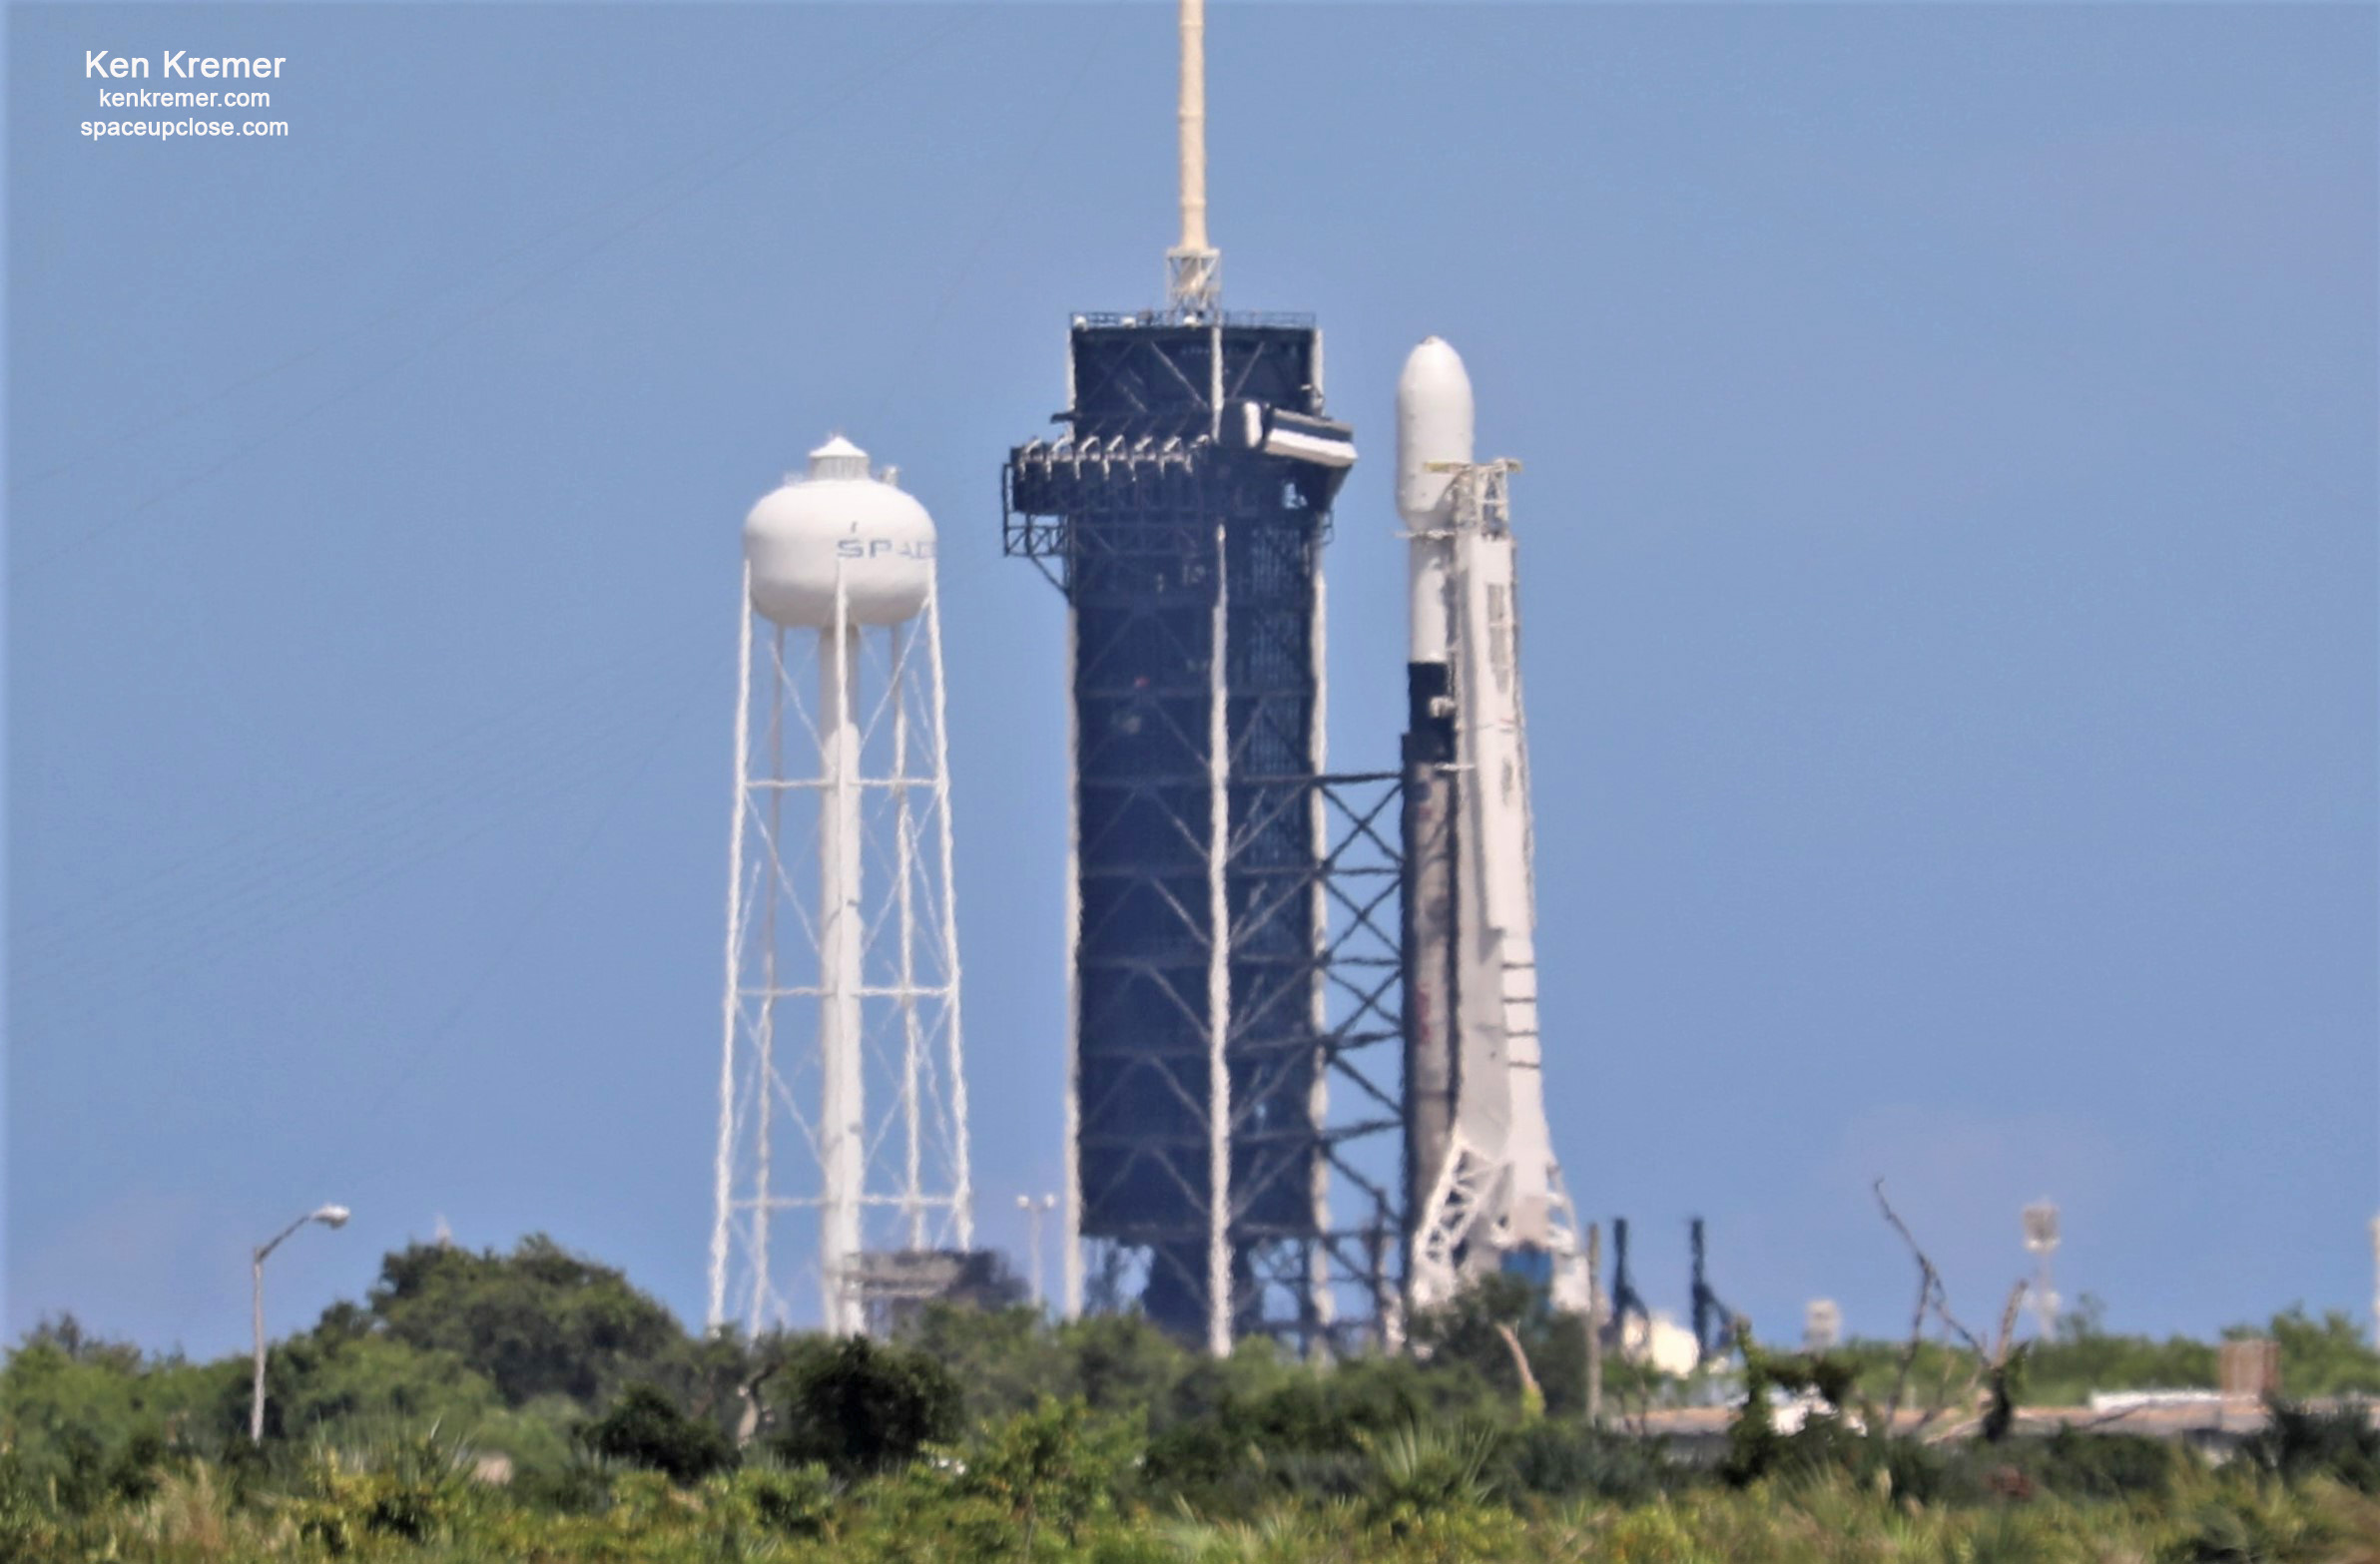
1396 337 1588 1313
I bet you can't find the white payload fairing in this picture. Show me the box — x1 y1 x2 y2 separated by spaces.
1399 338 1473 665
1396 338 1587 1313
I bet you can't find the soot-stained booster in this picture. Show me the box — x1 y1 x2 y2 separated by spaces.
1396 340 1588 1312
1003 0 1400 1355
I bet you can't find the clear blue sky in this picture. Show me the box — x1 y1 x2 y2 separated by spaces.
6 3 2373 1356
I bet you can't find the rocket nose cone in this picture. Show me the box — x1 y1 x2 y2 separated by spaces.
1396 336 1476 527
1398 336 1473 402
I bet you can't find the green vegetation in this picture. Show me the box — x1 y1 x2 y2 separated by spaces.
1818 1294 2380 1411
773 1335 962 1476
4 1236 2374 1561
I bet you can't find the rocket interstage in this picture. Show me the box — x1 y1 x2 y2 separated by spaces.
1396 338 1587 1315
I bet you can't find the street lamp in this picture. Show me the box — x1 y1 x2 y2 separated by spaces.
1015 1193 1055 1308
251 1203 349 1444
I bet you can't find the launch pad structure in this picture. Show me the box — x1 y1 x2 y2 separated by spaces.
1003 317 1403 1354
999 0 1590 1354
702 0 1688 1355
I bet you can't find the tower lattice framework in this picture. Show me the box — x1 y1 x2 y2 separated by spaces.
708 569 973 1336
1005 316 1402 1353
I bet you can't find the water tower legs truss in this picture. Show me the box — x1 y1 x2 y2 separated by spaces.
708 570 974 1337
1004 315 1403 1354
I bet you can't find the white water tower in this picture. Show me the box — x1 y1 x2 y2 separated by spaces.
708 436 973 1336
2023 1201 2061 1338
1804 1299 1843 1353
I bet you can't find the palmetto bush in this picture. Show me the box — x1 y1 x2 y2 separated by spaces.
6 1449 2379 1562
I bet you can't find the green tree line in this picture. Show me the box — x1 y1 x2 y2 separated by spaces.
3 1235 2375 1561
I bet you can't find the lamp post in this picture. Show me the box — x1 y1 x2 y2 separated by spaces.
251 1204 349 1444
1016 1193 1055 1308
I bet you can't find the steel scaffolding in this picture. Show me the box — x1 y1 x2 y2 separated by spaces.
1004 317 1399 1351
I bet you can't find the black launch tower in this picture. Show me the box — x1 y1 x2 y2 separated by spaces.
1006 314 1392 1346
1001 0 1412 1351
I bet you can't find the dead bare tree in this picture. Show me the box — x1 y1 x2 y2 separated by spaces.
735 1357 784 1448
1874 1179 2038 1445
1874 1179 1941 1428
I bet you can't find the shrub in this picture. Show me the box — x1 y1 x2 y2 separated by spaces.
504 1450 615 1514
1717 1334 1869 1487
1496 1420 1682 1504
2034 1427 2185 1500
774 1335 962 1477
284 1431 475 1554
2159 1485 2343 1564
1359 1417 1503 1529
2236 1397 2380 1493
579 1382 738 1485
0 1447 60 1561
950 1397 1138 1553
727 1459 837 1538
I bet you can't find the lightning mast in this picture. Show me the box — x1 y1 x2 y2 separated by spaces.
1165 0 1220 316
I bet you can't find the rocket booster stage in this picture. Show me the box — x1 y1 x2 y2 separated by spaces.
1396 339 1471 1257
